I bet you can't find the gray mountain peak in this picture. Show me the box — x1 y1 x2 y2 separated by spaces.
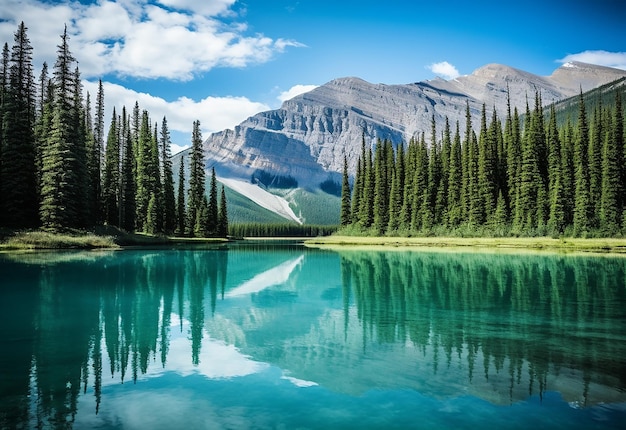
203 62 626 187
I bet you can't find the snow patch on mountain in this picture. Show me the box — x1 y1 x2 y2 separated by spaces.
219 177 302 224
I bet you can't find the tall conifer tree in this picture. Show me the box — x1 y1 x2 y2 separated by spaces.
1 22 37 227
161 117 176 234
102 108 119 225
218 185 228 238
176 155 186 235
573 91 592 235
340 155 351 226
39 26 83 230
187 120 205 236
206 167 218 236
599 91 622 233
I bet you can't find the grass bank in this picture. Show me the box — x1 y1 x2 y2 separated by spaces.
0 230 119 251
304 235 626 254
0 227 227 251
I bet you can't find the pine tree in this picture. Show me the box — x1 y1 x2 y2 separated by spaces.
195 195 209 237
350 135 366 224
358 144 374 228
506 102 522 226
187 120 205 236
460 102 473 224
120 107 136 231
340 155 351 226
176 155 186 235
478 106 499 224
373 139 390 234
599 92 622 234
547 105 566 234
573 91 592 235
588 103 603 228
149 123 163 233
410 133 429 231
39 26 83 231
89 79 104 224
446 121 462 227
399 137 416 229
436 118 451 224
517 96 543 231
388 142 404 233
422 116 441 230
217 185 228 238
102 108 119 225
206 167 218 236
135 110 163 232
560 119 575 227
71 66 90 226
1 22 38 228
160 116 176 234
0 43 8 221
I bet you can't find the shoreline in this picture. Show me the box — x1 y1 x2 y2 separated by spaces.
304 235 626 255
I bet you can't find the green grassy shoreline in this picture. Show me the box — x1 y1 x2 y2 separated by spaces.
304 235 626 254
0 229 227 251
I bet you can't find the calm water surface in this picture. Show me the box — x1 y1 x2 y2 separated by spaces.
1 243 625 429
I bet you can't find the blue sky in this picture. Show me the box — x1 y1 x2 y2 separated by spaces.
1 0 624 151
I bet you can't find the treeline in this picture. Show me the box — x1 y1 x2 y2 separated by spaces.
229 223 337 238
0 22 227 237
340 88 625 237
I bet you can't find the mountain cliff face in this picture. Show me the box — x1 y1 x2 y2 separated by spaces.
203 61 626 187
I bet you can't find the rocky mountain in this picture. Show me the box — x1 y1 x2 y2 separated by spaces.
203 61 626 188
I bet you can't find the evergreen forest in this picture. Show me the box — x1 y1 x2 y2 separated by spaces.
0 23 228 237
340 87 626 238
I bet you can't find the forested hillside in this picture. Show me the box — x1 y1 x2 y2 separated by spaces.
0 23 227 237
341 87 626 238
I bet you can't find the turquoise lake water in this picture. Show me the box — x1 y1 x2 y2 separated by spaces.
1 243 625 429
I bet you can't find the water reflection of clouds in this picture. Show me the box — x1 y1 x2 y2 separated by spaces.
99 312 317 389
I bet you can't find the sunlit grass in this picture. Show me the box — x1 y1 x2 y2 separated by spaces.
305 235 626 254
1 230 118 250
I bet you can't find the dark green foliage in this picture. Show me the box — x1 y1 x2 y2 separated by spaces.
218 185 228 237
102 108 119 225
176 154 186 235
446 122 462 227
573 91 592 235
206 167 218 236
341 85 626 238
599 91 623 234
319 177 341 196
187 120 205 236
251 170 297 188
0 22 38 228
120 107 136 232
39 26 88 231
229 223 336 238
340 156 351 226
160 117 176 234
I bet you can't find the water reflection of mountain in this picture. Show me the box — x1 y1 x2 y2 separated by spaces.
222 250 626 406
1 247 626 428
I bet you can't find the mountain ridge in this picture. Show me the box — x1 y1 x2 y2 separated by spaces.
186 61 626 224
203 61 626 186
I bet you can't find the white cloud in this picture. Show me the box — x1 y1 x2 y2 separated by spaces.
558 50 626 71
0 0 302 80
83 80 270 147
428 61 460 80
277 84 318 103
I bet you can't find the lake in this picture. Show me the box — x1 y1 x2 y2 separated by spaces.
1 243 625 429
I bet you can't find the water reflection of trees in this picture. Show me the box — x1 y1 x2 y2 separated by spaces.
0 250 228 429
339 251 626 403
